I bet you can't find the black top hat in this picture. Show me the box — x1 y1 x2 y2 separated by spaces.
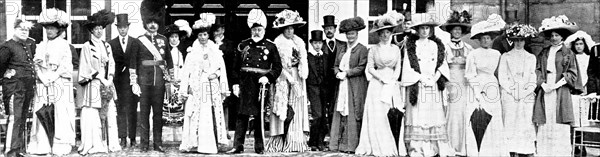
115 14 130 26
322 15 337 28
310 30 324 42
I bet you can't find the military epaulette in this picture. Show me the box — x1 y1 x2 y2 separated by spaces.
156 34 166 38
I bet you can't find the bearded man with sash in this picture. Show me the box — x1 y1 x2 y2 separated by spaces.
131 11 174 152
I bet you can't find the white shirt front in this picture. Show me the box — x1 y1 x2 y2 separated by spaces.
119 35 128 52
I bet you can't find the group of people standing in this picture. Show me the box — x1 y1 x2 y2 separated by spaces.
1 5 598 157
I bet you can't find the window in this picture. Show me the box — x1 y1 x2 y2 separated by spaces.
22 0 42 16
46 0 66 11
71 0 91 16
369 0 387 16
392 0 411 13
416 0 434 13
71 20 90 44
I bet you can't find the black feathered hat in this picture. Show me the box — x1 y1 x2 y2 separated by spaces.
84 9 115 31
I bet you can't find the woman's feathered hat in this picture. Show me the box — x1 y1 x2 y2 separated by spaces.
538 15 578 37
174 19 192 37
369 13 398 33
339 16 366 33
440 10 472 34
140 0 165 28
39 8 70 28
164 24 187 38
247 9 267 29
273 9 306 29
84 9 115 30
564 31 595 52
506 24 537 40
470 14 505 39
193 13 216 34
410 14 440 29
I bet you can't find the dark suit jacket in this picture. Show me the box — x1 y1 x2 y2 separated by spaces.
217 38 239 89
109 36 141 86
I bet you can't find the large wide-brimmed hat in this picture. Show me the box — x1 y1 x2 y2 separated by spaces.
193 13 216 34
440 10 472 34
369 14 398 33
538 15 579 37
38 8 70 28
506 24 537 40
273 9 306 29
174 19 192 37
470 14 505 39
164 24 187 38
322 15 337 28
410 14 440 29
564 31 595 52
114 14 130 27
247 9 267 29
84 9 115 30
339 16 366 33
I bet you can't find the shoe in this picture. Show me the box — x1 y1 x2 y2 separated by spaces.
130 140 137 148
140 146 149 152
255 149 264 154
153 144 165 152
120 138 127 148
310 146 319 151
225 148 243 154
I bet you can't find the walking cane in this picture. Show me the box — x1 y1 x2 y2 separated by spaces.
259 82 268 142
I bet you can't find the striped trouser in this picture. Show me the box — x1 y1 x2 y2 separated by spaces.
2 77 35 154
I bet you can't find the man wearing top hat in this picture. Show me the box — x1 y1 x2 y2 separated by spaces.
226 9 282 154
321 15 345 130
132 6 173 152
108 13 142 149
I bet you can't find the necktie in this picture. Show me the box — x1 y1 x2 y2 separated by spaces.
122 37 125 44
328 40 334 51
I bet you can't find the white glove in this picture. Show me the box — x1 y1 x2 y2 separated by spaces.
259 76 269 84
336 72 347 80
541 83 553 93
187 46 193 53
131 83 141 96
232 84 240 97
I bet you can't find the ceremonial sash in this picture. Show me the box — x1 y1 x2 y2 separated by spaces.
138 36 164 61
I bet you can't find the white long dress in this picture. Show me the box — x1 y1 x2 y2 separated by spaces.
572 52 590 126
401 38 454 157
498 48 536 154
355 43 405 156
28 38 75 155
463 48 507 156
178 40 229 153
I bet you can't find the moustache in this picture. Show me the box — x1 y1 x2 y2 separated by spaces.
149 25 157 29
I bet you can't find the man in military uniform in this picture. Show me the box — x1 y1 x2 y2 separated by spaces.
0 19 36 157
226 9 282 154
131 14 173 152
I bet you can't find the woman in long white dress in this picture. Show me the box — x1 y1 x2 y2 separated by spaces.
498 24 537 156
400 14 454 157
77 9 121 155
534 15 582 156
462 14 507 156
178 14 229 154
266 9 310 152
28 8 75 155
439 11 473 156
355 14 404 156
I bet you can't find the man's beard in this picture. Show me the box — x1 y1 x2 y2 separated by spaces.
252 34 264 42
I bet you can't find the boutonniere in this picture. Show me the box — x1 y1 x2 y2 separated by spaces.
159 49 165 54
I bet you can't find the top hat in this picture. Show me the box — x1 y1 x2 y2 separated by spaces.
310 30 324 42
322 15 337 28
115 14 130 26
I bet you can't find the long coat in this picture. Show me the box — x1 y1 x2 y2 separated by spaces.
329 42 368 152
534 44 583 125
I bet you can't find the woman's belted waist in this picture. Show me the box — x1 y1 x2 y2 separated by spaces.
241 67 270 75
141 60 166 66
